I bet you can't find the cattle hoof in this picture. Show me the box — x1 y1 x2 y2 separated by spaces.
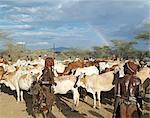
93 106 96 108
96 106 101 109
71 109 78 112
27 115 33 118
27 92 32 95
71 108 75 112
71 107 78 112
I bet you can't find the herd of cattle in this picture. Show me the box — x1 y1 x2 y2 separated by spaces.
0 56 149 111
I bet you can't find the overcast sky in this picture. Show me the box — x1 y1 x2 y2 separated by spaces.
0 0 149 49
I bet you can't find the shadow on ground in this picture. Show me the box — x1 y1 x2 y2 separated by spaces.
88 110 104 118
55 94 87 118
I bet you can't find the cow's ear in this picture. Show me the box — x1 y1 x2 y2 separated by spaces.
34 73 40 78
83 73 86 78
3 71 7 74
15 66 19 71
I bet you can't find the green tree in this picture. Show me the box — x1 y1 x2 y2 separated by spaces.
62 48 92 59
135 32 150 41
111 40 137 59
134 32 150 58
92 45 112 58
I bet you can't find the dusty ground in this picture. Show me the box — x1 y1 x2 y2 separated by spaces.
0 86 149 118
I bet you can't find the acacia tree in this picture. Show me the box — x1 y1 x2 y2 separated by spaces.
111 40 137 59
135 32 150 58
62 48 92 59
135 32 150 41
92 45 112 58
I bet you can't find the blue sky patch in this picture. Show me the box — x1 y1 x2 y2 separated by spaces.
0 0 149 50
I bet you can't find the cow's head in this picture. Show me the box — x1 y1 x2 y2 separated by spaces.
74 72 86 88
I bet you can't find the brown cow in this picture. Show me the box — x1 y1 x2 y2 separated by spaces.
62 60 100 75
62 60 85 75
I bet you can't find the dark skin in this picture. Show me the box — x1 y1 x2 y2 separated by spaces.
40 67 56 86
41 57 56 85
113 63 142 118
32 57 57 117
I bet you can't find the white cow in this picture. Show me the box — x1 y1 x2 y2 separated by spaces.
0 66 37 102
13 59 28 67
99 62 110 73
137 67 150 83
113 63 125 78
75 71 114 108
53 62 66 77
74 66 99 76
29 57 45 66
53 75 79 110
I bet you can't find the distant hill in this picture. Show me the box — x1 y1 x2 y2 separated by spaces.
53 47 70 52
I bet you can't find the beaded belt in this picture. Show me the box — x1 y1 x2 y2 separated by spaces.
120 97 137 105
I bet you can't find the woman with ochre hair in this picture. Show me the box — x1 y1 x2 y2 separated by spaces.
113 61 142 118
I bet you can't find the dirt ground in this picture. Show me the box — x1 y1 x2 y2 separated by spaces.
0 86 149 118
